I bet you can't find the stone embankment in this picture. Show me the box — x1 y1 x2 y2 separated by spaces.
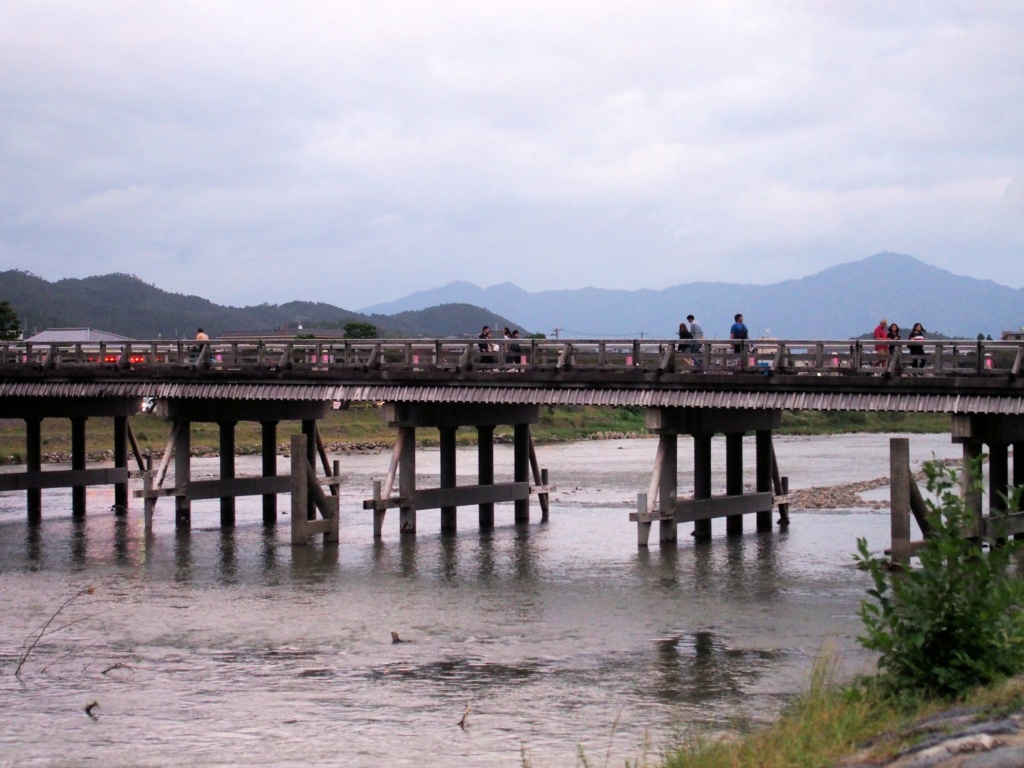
840 698 1024 767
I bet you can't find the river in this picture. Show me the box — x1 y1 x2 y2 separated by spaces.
0 432 964 767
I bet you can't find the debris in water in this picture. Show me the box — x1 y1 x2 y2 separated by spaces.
85 701 99 719
458 704 471 729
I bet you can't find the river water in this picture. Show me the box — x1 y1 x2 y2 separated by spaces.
0 433 964 767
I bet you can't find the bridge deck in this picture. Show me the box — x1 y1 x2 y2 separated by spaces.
2 338 1023 413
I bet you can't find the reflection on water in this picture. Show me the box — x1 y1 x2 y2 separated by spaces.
0 433 963 767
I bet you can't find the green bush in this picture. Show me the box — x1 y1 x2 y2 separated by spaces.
856 458 1024 699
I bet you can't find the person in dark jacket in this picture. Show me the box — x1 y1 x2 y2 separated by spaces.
908 323 926 368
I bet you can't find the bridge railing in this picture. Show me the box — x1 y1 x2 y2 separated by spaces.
2 338 1022 377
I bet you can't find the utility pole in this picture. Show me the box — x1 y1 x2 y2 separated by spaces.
552 326 563 339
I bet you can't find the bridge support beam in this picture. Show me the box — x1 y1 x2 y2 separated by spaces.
635 407 785 548
366 403 550 537
952 414 1024 542
133 399 330 533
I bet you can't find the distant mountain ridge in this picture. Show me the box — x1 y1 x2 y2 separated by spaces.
0 271 522 339
360 253 1024 339
3 253 1021 341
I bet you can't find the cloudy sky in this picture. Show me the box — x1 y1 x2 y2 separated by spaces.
2 2 1023 310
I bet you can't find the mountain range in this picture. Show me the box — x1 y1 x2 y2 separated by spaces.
0 270 521 340
2 253 1021 341
362 253 1024 340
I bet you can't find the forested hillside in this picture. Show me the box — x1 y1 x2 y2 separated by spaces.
0 271 525 339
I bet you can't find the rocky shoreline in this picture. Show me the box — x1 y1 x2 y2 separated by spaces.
840 690 1024 767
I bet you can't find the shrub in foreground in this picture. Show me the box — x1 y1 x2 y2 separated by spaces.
856 459 1024 699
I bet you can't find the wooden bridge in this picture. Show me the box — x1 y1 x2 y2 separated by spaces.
2 336 1023 552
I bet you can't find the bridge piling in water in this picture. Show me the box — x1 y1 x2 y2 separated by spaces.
0 398 140 521
363 402 551 538
891 417 1024 562
133 399 335 539
633 407 786 547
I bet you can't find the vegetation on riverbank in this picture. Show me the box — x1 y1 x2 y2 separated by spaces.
657 459 1024 768
659 665 1024 768
0 406 951 464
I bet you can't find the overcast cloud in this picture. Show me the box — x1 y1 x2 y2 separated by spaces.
2 1 1023 309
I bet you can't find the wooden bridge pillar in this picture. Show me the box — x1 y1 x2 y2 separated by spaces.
478 426 495 528
113 415 128 512
725 432 743 535
636 408 783 548
262 420 278 525
990 442 1009 517
302 420 316 521
658 434 677 544
399 427 416 535
755 430 773 531
514 424 530 524
71 417 87 517
440 427 457 532
174 419 191 528
219 421 236 527
138 400 329 533
952 415 1024 541
25 417 42 522
367 403 547 537
693 434 712 541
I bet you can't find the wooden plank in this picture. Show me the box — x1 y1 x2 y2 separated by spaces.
184 475 293 500
303 518 336 535
983 511 1024 538
363 496 409 511
0 467 128 492
673 492 774 522
414 481 530 510
133 487 184 499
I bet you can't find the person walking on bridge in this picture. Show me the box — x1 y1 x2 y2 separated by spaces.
478 326 494 366
873 318 889 367
729 313 748 355
687 314 704 364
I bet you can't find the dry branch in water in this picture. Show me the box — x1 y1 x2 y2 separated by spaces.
15 585 95 678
